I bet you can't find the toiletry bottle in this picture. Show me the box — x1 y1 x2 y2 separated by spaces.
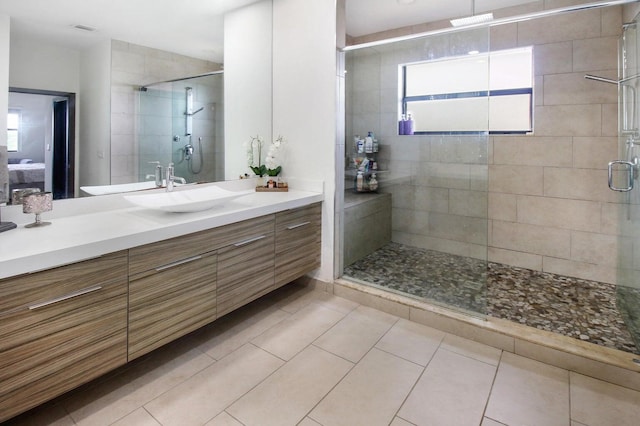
354 135 360 152
405 113 414 135
399 114 406 135
365 132 373 153
369 173 378 191
356 171 364 192
357 137 364 153
373 136 379 153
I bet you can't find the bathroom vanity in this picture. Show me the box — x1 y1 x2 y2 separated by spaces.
0 180 322 422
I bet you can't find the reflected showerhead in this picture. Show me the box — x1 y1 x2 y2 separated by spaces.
138 87 148 92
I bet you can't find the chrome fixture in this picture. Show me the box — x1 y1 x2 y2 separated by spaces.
343 0 638 52
147 161 163 187
184 144 194 160
608 156 639 192
138 70 223 92
584 74 640 135
183 137 203 174
166 163 175 192
165 163 186 192
184 87 206 136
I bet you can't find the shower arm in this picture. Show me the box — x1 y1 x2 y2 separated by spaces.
585 74 640 134
584 73 640 84
185 107 204 117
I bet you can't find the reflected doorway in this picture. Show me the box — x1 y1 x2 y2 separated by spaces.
8 88 75 200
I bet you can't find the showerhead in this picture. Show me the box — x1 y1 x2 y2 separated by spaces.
138 87 148 92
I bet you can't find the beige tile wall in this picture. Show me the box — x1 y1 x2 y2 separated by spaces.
489 4 623 283
346 1 629 284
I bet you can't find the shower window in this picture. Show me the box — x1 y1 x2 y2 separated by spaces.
401 46 533 134
7 110 19 152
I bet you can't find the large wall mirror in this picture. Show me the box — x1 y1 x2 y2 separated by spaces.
0 0 272 200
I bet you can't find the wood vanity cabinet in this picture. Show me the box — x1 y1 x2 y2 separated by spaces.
128 229 218 360
127 214 278 358
0 251 128 422
275 202 322 288
216 214 276 317
0 202 322 422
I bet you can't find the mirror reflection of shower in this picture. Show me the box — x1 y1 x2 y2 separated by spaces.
136 70 224 184
181 86 205 175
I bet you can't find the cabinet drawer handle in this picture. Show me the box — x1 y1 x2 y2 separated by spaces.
286 221 311 230
156 255 203 272
233 235 267 247
28 285 103 310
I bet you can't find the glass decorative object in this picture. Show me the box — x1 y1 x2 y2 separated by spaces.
23 192 53 228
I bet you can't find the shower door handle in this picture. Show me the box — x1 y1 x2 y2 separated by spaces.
608 159 638 192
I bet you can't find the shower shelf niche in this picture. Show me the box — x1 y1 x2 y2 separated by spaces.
348 136 384 193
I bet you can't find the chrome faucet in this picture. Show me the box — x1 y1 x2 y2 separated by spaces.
165 163 186 192
148 161 163 187
166 162 175 192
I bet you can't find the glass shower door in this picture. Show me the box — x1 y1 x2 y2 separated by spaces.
341 27 490 317
615 18 640 353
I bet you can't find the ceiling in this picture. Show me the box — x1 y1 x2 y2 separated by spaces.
0 0 537 62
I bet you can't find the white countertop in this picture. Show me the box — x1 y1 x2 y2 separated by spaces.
0 178 323 280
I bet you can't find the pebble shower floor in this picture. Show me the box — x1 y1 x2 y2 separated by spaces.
343 242 640 355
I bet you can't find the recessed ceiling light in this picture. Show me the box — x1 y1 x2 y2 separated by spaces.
397 0 416 4
450 13 494 27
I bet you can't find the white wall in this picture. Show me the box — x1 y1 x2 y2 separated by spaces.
79 40 112 188
224 0 273 180
9 35 82 195
272 0 338 281
0 15 8 149
9 37 80 93
0 15 9 202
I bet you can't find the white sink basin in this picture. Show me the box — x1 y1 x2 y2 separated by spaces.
81 181 183 196
124 186 253 212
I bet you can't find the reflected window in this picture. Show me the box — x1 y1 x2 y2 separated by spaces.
401 46 533 134
7 110 19 152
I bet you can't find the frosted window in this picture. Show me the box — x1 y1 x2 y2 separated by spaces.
402 46 533 134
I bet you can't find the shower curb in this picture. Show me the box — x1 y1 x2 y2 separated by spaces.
304 277 640 392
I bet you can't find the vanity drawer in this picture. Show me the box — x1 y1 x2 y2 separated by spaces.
0 251 128 422
128 214 275 275
216 231 275 317
274 203 321 287
128 251 217 360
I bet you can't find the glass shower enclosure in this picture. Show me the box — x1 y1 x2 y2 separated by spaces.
614 16 640 351
341 27 491 317
341 2 640 358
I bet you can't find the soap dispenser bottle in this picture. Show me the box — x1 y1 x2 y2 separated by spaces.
369 173 378 192
356 171 364 192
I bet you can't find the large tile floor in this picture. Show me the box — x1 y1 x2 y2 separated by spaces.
7 283 640 426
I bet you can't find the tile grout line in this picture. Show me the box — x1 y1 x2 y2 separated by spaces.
387 330 445 424
211 294 360 425
301 312 403 424
479 349 506 425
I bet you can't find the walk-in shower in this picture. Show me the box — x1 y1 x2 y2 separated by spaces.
137 71 224 184
339 0 640 357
